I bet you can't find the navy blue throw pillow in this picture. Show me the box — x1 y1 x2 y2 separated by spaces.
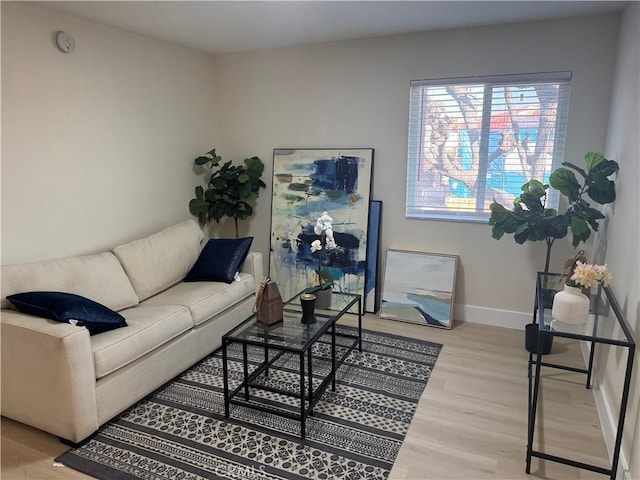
7 291 127 335
184 237 253 284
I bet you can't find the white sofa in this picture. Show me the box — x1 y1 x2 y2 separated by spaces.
1 219 263 444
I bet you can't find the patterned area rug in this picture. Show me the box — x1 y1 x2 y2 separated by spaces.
56 326 441 480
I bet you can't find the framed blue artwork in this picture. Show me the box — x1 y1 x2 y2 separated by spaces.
380 250 458 329
269 148 374 312
365 200 382 313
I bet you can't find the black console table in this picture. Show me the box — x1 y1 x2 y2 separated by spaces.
527 272 635 479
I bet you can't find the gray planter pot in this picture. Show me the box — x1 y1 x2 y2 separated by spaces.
315 289 332 310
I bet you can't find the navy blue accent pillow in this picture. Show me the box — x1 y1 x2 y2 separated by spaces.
7 291 127 335
184 237 253 283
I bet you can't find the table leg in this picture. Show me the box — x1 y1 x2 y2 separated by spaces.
610 347 635 479
308 348 314 414
358 296 362 351
222 339 230 418
300 352 306 438
243 343 249 401
526 350 543 474
331 322 336 391
264 342 269 377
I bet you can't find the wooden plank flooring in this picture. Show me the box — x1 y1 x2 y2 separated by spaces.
1 316 610 479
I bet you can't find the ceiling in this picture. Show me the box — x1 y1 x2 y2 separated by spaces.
37 1 628 54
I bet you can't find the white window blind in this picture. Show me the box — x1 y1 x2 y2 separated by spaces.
406 72 572 222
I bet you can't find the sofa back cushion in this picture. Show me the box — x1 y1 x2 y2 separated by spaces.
112 220 205 301
1 252 139 311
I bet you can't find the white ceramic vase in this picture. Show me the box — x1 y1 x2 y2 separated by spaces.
552 285 590 325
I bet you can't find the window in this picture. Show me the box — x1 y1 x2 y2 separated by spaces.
406 72 571 222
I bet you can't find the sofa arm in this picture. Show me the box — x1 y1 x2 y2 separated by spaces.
1 311 99 443
241 252 264 290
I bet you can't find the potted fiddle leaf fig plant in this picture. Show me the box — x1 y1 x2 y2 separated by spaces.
189 148 266 238
489 152 619 281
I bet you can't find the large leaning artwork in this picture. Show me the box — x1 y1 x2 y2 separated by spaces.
270 148 374 312
380 250 458 329
365 200 382 313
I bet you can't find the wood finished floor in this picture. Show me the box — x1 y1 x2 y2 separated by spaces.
1 316 610 479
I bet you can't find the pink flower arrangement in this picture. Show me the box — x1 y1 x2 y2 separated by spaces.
570 261 612 289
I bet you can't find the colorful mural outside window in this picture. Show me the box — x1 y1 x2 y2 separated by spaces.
409 79 569 218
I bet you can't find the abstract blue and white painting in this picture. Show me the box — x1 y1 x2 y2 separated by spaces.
365 200 382 313
380 250 457 329
269 148 374 312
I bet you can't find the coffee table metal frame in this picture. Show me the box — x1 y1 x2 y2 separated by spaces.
222 291 362 438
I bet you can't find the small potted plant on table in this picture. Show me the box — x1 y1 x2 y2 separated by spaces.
305 211 339 309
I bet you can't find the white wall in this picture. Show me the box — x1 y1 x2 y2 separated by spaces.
213 13 621 324
599 3 640 477
1 2 218 264
1 4 624 326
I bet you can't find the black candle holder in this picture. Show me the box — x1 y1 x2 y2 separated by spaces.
300 293 316 324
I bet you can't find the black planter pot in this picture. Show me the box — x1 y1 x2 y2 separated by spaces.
525 323 553 355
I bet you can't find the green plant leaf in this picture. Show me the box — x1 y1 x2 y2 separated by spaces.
194 185 204 200
491 225 505 240
238 173 249 183
590 158 619 177
569 216 590 246
211 202 226 221
188 198 207 218
571 201 605 231
549 168 580 202
523 179 546 193
584 151 605 171
548 215 569 238
518 191 544 212
514 228 530 244
245 156 264 172
211 176 227 190
514 223 528 235
245 191 258 202
238 182 252 197
586 179 616 204
194 156 210 166
561 161 588 179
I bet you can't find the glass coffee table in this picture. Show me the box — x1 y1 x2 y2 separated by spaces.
221 290 361 438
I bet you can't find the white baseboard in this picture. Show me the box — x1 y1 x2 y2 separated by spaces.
454 304 530 330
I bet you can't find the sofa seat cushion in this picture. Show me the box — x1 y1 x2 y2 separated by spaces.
91 305 192 379
141 273 255 326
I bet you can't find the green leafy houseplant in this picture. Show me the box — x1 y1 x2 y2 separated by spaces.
489 152 619 278
189 148 266 238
